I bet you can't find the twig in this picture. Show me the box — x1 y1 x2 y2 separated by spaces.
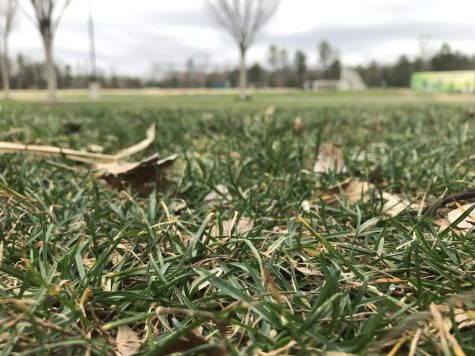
0 124 156 164
424 190 475 214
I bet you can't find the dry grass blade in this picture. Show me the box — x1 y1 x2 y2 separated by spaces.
0 141 116 163
0 124 156 164
116 325 141 356
113 124 156 160
429 303 466 356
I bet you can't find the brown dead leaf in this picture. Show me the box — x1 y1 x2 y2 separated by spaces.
204 184 231 203
292 117 305 133
95 154 177 196
381 192 415 217
321 178 414 217
63 122 82 134
314 143 346 175
210 217 254 237
368 165 384 184
447 203 475 230
171 199 187 213
433 218 451 231
116 325 141 356
322 178 372 205
264 106 275 117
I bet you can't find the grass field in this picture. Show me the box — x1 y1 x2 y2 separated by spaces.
1 91 475 355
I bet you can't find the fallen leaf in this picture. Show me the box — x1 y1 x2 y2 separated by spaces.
322 178 372 205
95 154 177 196
341 179 373 205
292 117 305 133
210 217 254 237
116 325 141 356
171 199 187 213
433 218 451 231
63 122 82 134
204 184 231 203
381 192 414 217
264 106 275 117
447 203 475 230
321 178 414 217
314 143 346 175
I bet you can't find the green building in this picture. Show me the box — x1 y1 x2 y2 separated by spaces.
411 70 475 93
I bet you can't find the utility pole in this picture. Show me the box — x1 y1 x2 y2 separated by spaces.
88 0 100 98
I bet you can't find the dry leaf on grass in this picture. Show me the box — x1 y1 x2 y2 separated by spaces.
314 143 346 175
447 203 475 230
321 179 371 205
204 184 231 203
321 178 414 217
63 122 82 134
210 217 254 237
0 125 175 195
264 106 275 117
116 325 141 356
95 154 177 196
292 117 305 133
433 218 451 231
381 192 414 218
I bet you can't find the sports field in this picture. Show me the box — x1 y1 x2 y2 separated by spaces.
0 90 474 355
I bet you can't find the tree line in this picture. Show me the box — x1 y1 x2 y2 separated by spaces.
356 43 475 88
4 41 474 90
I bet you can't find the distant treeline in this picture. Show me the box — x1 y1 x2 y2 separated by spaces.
356 43 475 87
2 42 474 89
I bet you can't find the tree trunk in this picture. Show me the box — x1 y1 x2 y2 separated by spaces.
239 47 247 100
1 37 10 99
42 34 57 103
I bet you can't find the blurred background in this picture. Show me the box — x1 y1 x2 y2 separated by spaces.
2 0 475 101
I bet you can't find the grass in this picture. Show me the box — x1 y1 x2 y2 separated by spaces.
0 94 475 355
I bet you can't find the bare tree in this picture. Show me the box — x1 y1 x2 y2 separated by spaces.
0 0 17 99
27 0 72 102
87 0 100 99
208 0 280 100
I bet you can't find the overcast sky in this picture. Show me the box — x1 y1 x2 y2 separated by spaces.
10 0 475 77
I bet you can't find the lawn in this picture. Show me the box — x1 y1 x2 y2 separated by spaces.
0 93 475 355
